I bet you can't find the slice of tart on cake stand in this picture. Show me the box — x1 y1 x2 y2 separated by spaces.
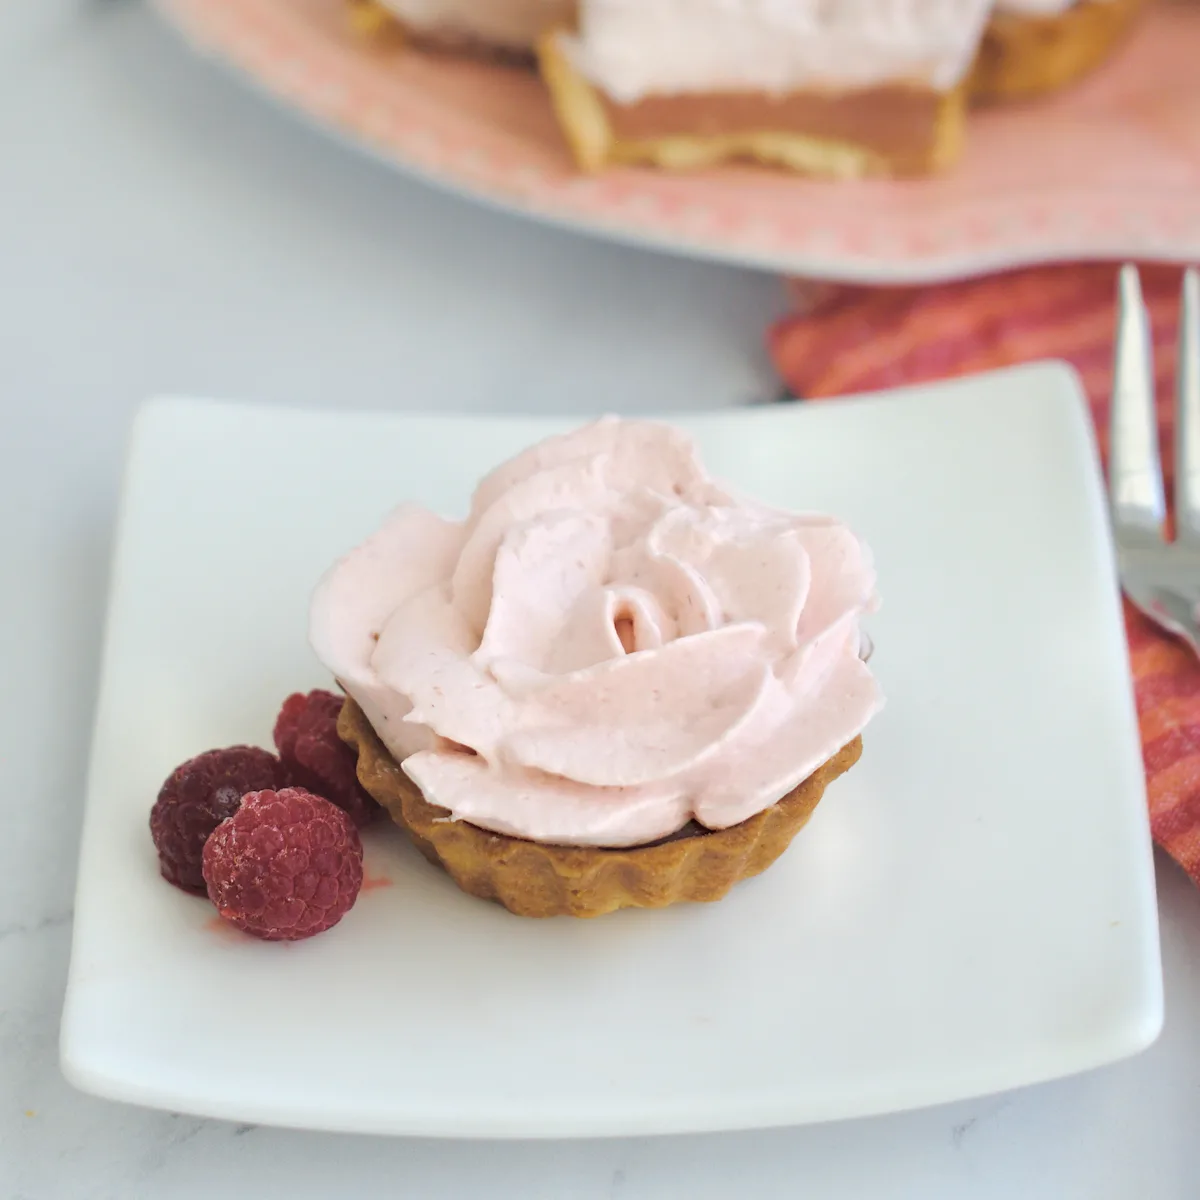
539 0 996 177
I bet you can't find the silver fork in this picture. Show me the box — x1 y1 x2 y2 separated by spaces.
1111 264 1200 655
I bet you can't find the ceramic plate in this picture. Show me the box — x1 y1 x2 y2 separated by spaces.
61 368 1162 1136
153 0 1200 284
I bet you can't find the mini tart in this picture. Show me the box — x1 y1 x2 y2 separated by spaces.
537 30 968 178
347 0 405 42
347 0 540 64
969 0 1146 102
338 698 863 918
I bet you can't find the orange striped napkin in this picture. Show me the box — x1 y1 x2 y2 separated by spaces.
769 263 1200 883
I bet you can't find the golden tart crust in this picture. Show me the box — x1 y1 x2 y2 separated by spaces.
969 0 1147 102
339 697 863 918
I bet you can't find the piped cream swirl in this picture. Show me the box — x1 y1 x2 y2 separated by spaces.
311 418 883 847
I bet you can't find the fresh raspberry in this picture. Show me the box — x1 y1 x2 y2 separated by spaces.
150 747 286 893
273 690 379 827
202 787 363 941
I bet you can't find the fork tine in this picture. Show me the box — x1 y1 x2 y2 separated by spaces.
1175 269 1200 545
1109 264 1166 543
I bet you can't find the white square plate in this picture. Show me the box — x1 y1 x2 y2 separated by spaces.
61 366 1163 1138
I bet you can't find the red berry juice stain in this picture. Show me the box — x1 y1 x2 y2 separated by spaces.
361 873 393 893
204 915 248 941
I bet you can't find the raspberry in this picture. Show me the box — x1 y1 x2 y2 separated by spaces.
150 746 286 893
202 788 363 941
273 690 379 827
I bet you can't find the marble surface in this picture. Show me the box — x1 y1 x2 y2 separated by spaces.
3 1 1200 1196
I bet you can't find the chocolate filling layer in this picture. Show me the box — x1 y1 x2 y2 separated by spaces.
600 85 953 170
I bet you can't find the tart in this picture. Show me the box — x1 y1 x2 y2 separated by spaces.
311 418 884 917
969 0 1147 101
538 1 995 177
350 0 574 60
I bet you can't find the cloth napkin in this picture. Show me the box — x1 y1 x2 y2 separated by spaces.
768 262 1200 883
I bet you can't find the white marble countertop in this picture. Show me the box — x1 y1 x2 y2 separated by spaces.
4 2 1200 1196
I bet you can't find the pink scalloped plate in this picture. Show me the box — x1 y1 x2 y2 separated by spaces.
155 0 1200 283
